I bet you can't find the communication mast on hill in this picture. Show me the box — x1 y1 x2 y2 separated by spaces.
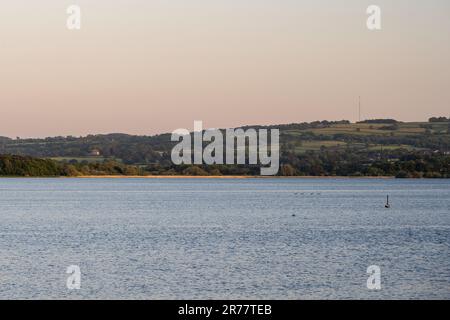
358 96 361 122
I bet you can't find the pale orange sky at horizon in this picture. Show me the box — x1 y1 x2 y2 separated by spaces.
1 0 449 138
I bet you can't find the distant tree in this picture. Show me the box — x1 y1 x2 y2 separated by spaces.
124 166 139 176
62 165 81 176
280 164 296 176
360 119 398 124
429 117 449 123
0 155 61 176
209 168 223 176
182 166 209 176
379 124 399 131
395 170 409 178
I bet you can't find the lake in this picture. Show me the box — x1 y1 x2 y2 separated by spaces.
0 178 449 299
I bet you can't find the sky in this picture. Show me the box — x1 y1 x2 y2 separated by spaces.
0 0 449 138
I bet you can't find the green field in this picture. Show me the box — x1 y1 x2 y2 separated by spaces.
293 140 347 153
284 121 447 136
283 121 449 154
50 156 121 163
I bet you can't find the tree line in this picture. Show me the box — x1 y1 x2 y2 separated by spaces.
1 151 449 178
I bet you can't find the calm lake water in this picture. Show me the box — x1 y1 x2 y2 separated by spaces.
0 178 449 299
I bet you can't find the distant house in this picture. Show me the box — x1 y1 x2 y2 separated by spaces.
90 149 101 156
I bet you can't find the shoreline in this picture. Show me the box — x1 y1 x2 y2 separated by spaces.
76 175 397 179
1 175 397 179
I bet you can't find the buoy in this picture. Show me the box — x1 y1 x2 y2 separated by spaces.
385 195 390 209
